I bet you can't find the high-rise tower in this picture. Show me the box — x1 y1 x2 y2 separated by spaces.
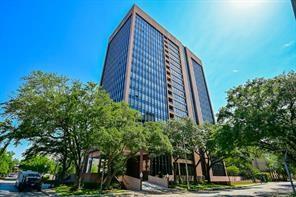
101 5 214 124
101 5 225 182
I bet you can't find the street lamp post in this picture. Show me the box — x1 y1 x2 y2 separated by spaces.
165 173 169 187
140 172 143 191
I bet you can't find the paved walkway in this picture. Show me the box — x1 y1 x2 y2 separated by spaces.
143 182 294 197
142 181 176 194
1 178 294 196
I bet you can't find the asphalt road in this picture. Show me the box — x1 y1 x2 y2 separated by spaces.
0 179 50 197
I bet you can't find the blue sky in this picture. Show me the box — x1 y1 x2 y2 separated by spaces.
0 0 295 159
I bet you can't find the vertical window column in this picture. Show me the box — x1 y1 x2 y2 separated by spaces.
163 36 174 119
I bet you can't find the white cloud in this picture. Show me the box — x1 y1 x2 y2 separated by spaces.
232 69 239 73
283 40 294 48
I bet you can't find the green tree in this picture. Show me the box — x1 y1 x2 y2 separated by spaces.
217 72 296 159
94 107 172 189
193 123 239 183
1 71 173 190
264 153 287 180
19 155 55 174
1 71 73 182
166 120 238 184
165 118 200 188
217 71 296 191
0 151 16 177
223 148 258 180
93 101 146 189
226 166 239 176
143 121 172 158
0 71 114 189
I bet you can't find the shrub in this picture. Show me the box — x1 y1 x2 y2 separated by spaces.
83 182 99 189
227 166 240 176
255 172 270 182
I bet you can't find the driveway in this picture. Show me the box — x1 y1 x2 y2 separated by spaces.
145 182 294 197
0 179 55 197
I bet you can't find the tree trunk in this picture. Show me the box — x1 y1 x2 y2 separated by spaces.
172 160 176 184
104 164 113 189
59 154 69 184
60 159 67 183
200 151 211 183
177 162 181 184
75 167 83 190
184 154 190 189
74 154 88 190
105 170 117 189
102 157 115 190
194 160 201 184
206 166 211 183
173 158 178 184
284 150 296 193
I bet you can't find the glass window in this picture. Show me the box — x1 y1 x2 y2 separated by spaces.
192 59 214 123
129 15 168 121
101 17 131 102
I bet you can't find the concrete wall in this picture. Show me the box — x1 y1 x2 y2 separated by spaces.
122 175 141 191
211 176 244 183
148 175 168 188
82 173 100 183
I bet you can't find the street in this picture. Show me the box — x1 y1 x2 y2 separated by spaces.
0 179 51 197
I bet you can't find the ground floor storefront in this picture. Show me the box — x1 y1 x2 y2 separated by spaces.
84 150 229 190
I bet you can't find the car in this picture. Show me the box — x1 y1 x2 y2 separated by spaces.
15 171 42 192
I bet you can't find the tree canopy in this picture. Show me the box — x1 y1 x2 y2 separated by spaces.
0 150 17 176
0 71 172 189
19 155 55 174
217 72 296 161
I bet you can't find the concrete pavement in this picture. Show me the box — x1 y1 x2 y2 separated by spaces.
1 178 294 196
144 182 294 197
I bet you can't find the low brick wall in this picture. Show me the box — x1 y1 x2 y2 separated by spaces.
148 175 168 188
228 176 242 182
211 176 230 183
211 176 244 183
176 175 195 182
82 173 100 184
122 175 141 191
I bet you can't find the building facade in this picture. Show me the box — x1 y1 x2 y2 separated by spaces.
101 5 225 181
292 0 296 19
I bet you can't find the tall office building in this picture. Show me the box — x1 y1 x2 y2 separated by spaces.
292 0 296 19
101 5 224 181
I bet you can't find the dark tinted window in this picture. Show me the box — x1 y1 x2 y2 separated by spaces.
101 17 131 102
192 60 214 123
